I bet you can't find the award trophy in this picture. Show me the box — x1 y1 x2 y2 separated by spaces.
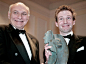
44 30 69 64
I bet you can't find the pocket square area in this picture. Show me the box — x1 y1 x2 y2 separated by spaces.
77 46 84 52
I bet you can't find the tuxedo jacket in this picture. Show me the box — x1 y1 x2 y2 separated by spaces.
0 24 40 64
67 34 86 64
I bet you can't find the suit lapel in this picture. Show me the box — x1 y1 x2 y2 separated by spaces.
68 34 80 51
26 33 37 60
68 34 79 61
68 34 77 51
6 24 30 63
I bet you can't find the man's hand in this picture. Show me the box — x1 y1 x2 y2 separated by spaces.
44 44 52 63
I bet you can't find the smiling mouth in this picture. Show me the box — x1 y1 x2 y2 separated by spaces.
15 20 23 22
62 25 70 27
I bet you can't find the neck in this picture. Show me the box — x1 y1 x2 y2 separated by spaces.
10 24 24 30
60 30 73 36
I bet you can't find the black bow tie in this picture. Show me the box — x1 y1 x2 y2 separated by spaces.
63 34 71 39
16 29 26 34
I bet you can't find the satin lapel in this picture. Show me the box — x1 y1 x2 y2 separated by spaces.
26 33 37 60
6 25 30 63
68 34 79 60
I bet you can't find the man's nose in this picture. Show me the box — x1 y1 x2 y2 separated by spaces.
63 19 67 23
18 14 22 19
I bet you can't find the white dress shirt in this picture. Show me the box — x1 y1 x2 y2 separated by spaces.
19 33 32 60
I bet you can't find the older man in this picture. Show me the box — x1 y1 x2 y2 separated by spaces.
0 2 40 64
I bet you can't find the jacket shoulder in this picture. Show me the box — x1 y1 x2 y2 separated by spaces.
0 24 9 31
26 33 39 43
77 35 86 39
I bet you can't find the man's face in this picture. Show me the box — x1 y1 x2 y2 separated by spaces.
8 4 29 30
55 10 75 34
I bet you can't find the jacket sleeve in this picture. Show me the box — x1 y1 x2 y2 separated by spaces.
0 27 11 64
32 37 40 64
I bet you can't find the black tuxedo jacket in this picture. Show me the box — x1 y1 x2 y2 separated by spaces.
0 24 40 64
68 34 86 64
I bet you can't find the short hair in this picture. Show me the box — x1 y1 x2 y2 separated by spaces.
8 2 30 16
55 5 76 22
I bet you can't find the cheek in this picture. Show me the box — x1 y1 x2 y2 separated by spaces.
69 22 73 25
23 18 29 24
68 22 74 27
58 22 63 26
10 15 17 20
23 16 29 21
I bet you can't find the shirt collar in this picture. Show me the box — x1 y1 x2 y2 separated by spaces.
66 31 73 36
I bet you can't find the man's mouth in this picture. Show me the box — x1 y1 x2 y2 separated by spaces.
15 20 23 22
62 25 70 27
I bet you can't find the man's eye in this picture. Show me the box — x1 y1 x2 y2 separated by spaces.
67 17 71 19
13 11 18 14
22 13 27 15
59 18 63 20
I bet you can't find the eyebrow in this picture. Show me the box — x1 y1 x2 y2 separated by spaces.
58 15 72 18
12 10 18 12
58 16 63 18
12 10 27 13
67 15 72 17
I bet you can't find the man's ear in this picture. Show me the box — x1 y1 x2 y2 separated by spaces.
73 20 75 25
55 22 58 27
8 12 10 19
28 16 29 20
